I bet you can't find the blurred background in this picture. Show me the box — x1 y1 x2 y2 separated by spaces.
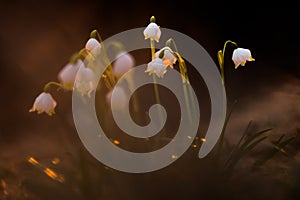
0 1 300 199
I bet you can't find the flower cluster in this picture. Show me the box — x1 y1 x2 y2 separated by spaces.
29 16 255 116
30 31 135 115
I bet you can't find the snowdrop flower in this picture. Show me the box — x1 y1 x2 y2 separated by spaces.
29 92 57 116
113 52 135 77
85 38 101 51
232 48 255 69
75 65 96 97
155 47 177 68
106 86 127 110
57 60 82 90
143 22 161 42
145 58 167 78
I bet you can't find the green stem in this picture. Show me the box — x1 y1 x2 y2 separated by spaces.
183 84 192 123
218 40 238 85
43 81 64 93
167 38 194 123
153 74 164 131
149 38 164 131
222 40 238 59
105 41 125 55
91 30 116 87
127 77 139 112
150 39 155 59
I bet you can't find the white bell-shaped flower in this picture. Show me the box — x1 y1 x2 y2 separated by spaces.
75 65 96 97
57 60 82 90
113 52 135 77
145 58 167 78
29 92 57 116
143 22 161 42
232 48 255 69
155 47 177 68
85 38 101 51
106 86 128 110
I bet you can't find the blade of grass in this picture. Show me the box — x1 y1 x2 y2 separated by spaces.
239 128 272 151
252 136 295 170
216 100 237 159
225 136 268 173
224 120 253 167
225 128 271 169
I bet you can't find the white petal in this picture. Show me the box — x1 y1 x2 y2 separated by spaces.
106 86 127 110
75 65 96 96
232 48 254 68
146 58 167 77
155 47 177 67
143 23 161 42
30 92 57 115
85 38 101 51
58 60 82 89
113 52 135 76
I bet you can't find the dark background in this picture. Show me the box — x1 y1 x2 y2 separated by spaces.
0 2 300 200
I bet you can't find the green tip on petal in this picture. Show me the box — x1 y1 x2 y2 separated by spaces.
165 39 172 47
90 30 99 40
159 50 165 59
150 16 156 23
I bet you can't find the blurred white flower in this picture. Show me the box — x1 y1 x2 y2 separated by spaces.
75 65 96 96
85 38 101 53
113 52 135 77
143 22 161 42
155 47 177 68
232 48 255 69
57 60 82 90
106 86 127 110
145 58 167 78
29 92 57 116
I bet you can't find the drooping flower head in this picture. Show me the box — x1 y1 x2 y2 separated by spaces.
29 92 57 116
75 64 96 97
57 60 82 90
113 52 135 77
145 58 167 78
143 16 161 42
106 86 127 110
155 47 177 68
85 38 101 52
232 48 255 69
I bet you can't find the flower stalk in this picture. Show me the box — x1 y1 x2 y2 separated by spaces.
217 40 238 85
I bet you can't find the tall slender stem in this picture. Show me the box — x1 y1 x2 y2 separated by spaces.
150 38 164 131
219 40 238 85
150 39 155 59
167 38 194 122
92 30 116 87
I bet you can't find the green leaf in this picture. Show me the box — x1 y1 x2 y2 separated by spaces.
216 100 237 158
239 128 272 151
217 50 224 69
224 120 253 166
252 135 295 170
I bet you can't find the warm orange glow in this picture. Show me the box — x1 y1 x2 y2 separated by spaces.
200 138 206 142
192 144 197 148
28 156 39 166
1 179 8 196
51 157 60 165
28 156 64 183
44 168 64 183
113 140 120 145
171 155 178 159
